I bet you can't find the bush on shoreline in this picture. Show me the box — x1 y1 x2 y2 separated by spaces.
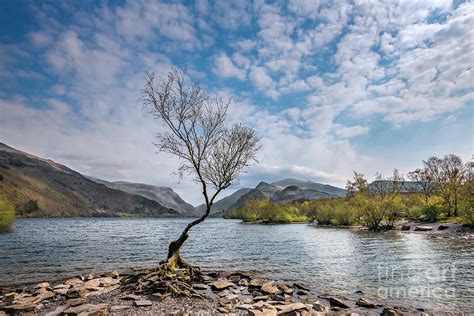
0 199 16 230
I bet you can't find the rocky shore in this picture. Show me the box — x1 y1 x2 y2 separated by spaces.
0 267 450 316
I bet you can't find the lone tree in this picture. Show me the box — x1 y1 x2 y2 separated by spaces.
141 68 260 269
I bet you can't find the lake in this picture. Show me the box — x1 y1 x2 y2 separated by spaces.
0 218 472 312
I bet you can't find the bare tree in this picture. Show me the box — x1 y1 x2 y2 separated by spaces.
345 171 368 195
407 168 436 204
423 154 465 216
141 68 260 269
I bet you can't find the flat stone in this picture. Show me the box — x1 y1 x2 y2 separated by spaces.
232 288 241 294
0 304 36 314
192 283 208 290
293 283 310 292
382 308 403 316
110 305 131 312
312 301 330 312
279 285 293 295
241 297 253 304
211 279 234 290
218 307 229 313
414 226 433 231
98 277 119 287
275 302 307 314
67 286 88 298
253 295 269 301
84 279 101 289
54 288 69 295
438 224 450 230
356 297 376 308
249 308 276 315
35 282 50 289
87 284 120 296
226 294 239 301
65 278 83 286
54 284 70 289
249 278 267 288
239 279 249 286
329 297 350 309
236 304 254 310
121 294 143 301
44 305 68 316
228 274 242 282
134 299 152 307
3 292 18 304
261 281 279 294
297 289 309 296
85 274 95 280
219 290 230 297
107 271 120 278
16 295 43 305
67 298 86 307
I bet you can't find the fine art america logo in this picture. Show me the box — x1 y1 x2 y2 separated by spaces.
377 264 458 299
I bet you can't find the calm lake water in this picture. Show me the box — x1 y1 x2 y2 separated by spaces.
0 218 473 312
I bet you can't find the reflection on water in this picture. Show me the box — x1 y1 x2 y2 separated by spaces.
0 218 472 312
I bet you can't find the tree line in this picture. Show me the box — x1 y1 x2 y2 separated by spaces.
226 154 473 230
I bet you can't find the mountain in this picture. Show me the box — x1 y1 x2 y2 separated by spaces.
272 185 333 203
211 178 348 213
368 180 426 193
271 178 347 196
195 188 252 216
87 178 195 216
0 143 177 217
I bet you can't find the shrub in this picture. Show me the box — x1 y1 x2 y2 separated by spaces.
459 201 473 225
421 204 440 222
0 199 15 230
23 199 39 213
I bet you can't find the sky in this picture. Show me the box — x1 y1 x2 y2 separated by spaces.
0 0 473 205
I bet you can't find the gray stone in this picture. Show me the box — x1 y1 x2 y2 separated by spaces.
211 279 234 290
44 305 68 316
192 283 208 290
134 299 152 307
382 307 403 316
414 226 433 231
67 298 86 307
329 297 350 308
121 294 143 301
312 301 330 312
356 297 376 308
110 305 131 312
261 281 279 294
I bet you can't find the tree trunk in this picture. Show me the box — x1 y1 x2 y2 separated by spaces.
166 204 212 269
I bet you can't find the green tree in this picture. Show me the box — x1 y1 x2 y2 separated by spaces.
23 199 39 214
0 199 15 230
423 155 466 216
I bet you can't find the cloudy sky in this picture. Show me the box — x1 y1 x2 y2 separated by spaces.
0 0 472 205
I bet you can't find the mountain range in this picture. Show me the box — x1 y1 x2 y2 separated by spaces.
0 143 177 217
87 177 196 215
197 178 347 215
0 142 349 217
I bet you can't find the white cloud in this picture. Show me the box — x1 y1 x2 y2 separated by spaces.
212 53 246 80
334 125 369 138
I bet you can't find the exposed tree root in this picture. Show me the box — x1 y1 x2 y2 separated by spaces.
121 260 210 300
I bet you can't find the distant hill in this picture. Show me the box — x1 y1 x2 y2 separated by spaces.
207 178 347 214
0 143 177 217
88 178 196 216
271 178 347 196
368 180 426 193
195 188 252 216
